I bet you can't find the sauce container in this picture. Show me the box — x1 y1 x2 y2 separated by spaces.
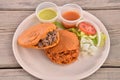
60 4 83 28
36 2 59 23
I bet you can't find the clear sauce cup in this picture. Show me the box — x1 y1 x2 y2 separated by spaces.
60 4 83 28
36 2 59 23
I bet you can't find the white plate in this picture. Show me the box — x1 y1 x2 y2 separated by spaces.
12 10 110 80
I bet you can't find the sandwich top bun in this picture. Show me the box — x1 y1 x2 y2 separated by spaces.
18 23 59 49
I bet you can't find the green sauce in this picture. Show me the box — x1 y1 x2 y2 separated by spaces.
38 8 57 20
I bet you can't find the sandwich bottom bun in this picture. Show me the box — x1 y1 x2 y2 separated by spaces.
45 30 80 64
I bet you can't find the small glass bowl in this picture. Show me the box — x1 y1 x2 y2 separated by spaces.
60 4 83 28
36 2 59 23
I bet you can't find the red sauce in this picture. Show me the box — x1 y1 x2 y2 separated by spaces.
62 11 80 21
62 11 80 28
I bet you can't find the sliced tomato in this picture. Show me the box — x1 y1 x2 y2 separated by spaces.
78 22 96 35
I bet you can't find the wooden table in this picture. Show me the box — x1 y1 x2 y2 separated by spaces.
0 0 120 80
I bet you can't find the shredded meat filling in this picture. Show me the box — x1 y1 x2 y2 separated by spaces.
46 50 78 64
38 30 57 47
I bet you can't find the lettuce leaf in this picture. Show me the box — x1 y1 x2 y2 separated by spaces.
99 32 106 47
68 28 81 40
92 36 98 46
53 21 65 29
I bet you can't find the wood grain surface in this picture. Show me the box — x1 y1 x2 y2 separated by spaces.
0 68 119 80
0 10 120 68
0 0 120 10
0 0 120 80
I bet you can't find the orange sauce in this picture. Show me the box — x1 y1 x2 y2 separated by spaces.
62 11 80 21
62 11 80 28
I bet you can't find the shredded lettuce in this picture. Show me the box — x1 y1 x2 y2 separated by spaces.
80 31 98 46
81 37 98 56
68 28 81 40
89 35 97 39
68 28 96 41
81 32 87 38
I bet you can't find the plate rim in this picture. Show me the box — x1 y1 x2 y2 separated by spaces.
12 10 110 80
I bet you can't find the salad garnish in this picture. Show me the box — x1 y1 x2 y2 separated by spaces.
54 20 106 56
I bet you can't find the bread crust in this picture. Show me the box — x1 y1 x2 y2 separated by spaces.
18 23 59 49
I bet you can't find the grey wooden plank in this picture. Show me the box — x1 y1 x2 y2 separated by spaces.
0 10 120 68
0 69 38 80
0 11 33 68
83 68 120 80
0 0 120 10
0 68 119 80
